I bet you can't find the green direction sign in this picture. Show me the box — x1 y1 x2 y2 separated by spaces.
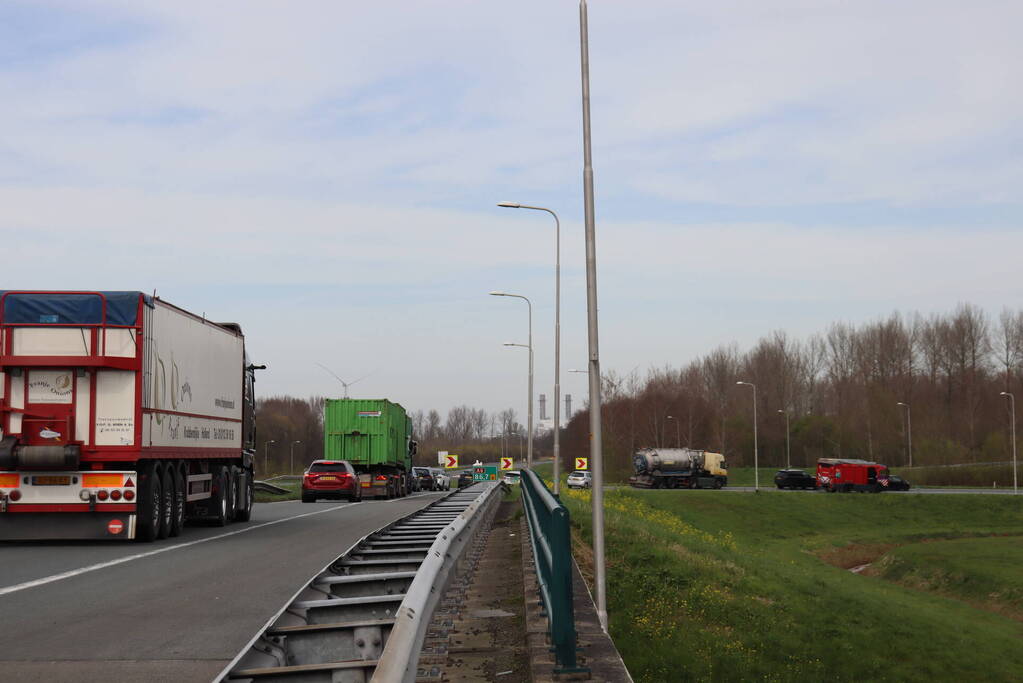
473 466 498 482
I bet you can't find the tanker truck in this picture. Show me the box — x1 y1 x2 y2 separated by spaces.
628 447 728 489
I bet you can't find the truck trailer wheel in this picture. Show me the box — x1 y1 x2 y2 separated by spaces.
157 466 173 540
211 468 230 526
236 470 254 521
137 464 164 542
166 463 185 537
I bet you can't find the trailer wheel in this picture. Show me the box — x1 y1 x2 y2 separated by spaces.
226 466 239 522
235 470 254 521
211 468 229 526
714 479 723 490
137 463 163 542
168 463 185 537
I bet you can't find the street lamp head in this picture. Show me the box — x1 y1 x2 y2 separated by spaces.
897 402 907 407
736 381 750 386
1001 391 1010 397
777 410 785 415
489 291 505 297
497 201 521 208
666 415 675 420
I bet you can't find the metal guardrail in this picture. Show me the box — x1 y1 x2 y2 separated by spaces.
216 483 503 683
372 481 502 682
520 468 586 673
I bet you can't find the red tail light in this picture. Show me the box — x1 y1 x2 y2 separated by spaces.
97 490 109 501
110 490 122 501
8 490 21 501
375 475 388 481
124 490 135 501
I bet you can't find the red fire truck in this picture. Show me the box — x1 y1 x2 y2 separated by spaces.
816 458 890 493
0 291 262 541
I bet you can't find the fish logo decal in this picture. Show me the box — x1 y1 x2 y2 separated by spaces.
40 427 62 440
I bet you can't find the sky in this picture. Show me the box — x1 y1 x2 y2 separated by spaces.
3 0 1023 419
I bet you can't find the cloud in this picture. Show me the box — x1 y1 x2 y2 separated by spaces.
2 0 1023 415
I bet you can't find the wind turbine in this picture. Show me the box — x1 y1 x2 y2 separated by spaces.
315 363 373 398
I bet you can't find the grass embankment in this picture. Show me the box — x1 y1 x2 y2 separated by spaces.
254 479 300 503
867 536 1023 621
890 463 1016 488
560 488 1023 682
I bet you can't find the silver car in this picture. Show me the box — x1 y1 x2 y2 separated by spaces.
566 470 592 489
429 468 451 490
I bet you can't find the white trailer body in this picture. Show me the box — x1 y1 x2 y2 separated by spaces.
0 291 257 541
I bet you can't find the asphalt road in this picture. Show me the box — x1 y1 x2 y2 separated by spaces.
0 493 445 682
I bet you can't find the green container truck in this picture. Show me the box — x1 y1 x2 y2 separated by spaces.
323 398 417 499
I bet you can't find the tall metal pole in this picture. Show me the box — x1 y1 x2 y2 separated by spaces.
778 410 790 469
491 293 534 468
291 440 301 475
263 439 275 476
898 402 912 467
1001 392 1018 494
737 382 758 489
497 203 561 492
579 0 607 633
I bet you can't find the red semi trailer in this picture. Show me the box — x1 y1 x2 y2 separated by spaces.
816 458 890 493
0 291 263 541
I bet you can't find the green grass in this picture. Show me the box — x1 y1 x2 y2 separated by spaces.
869 536 1023 620
254 479 300 502
891 464 1017 488
560 487 1023 682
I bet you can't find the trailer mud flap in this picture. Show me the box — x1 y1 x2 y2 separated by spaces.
0 512 136 541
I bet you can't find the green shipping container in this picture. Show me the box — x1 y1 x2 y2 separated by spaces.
323 398 414 471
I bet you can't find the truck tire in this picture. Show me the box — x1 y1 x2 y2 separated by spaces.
168 463 185 537
211 468 230 526
226 466 239 522
236 469 254 521
156 466 173 540
137 463 163 542
714 479 723 490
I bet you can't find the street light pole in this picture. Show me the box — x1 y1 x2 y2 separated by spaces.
263 439 275 476
579 0 607 633
777 410 790 469
290 440 302 476
737 382 758 490
1000 392 1018 494
498 202 562 495
490 292 534 469
666 415 680 448
897 402 912 467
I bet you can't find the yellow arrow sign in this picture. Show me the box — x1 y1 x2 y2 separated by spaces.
445 454 459 469
500 457 514 471
575 457 588 470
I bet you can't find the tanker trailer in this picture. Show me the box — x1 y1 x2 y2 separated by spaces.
628 448 727 489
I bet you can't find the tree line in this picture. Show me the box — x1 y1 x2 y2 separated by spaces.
562 303 1023 481
255 398 533 475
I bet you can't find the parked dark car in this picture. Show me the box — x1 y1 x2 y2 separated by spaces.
887 475 911 491
412 466 435 491
774 469 817 490
302 460 362 502
457 470 474 488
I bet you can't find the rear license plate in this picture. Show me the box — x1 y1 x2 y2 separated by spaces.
361 482 370 487
319 476 337 481
33 475 71 486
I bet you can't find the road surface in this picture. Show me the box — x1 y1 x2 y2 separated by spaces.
0 493 445 682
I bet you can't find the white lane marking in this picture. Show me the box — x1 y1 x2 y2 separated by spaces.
0 504 353 597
